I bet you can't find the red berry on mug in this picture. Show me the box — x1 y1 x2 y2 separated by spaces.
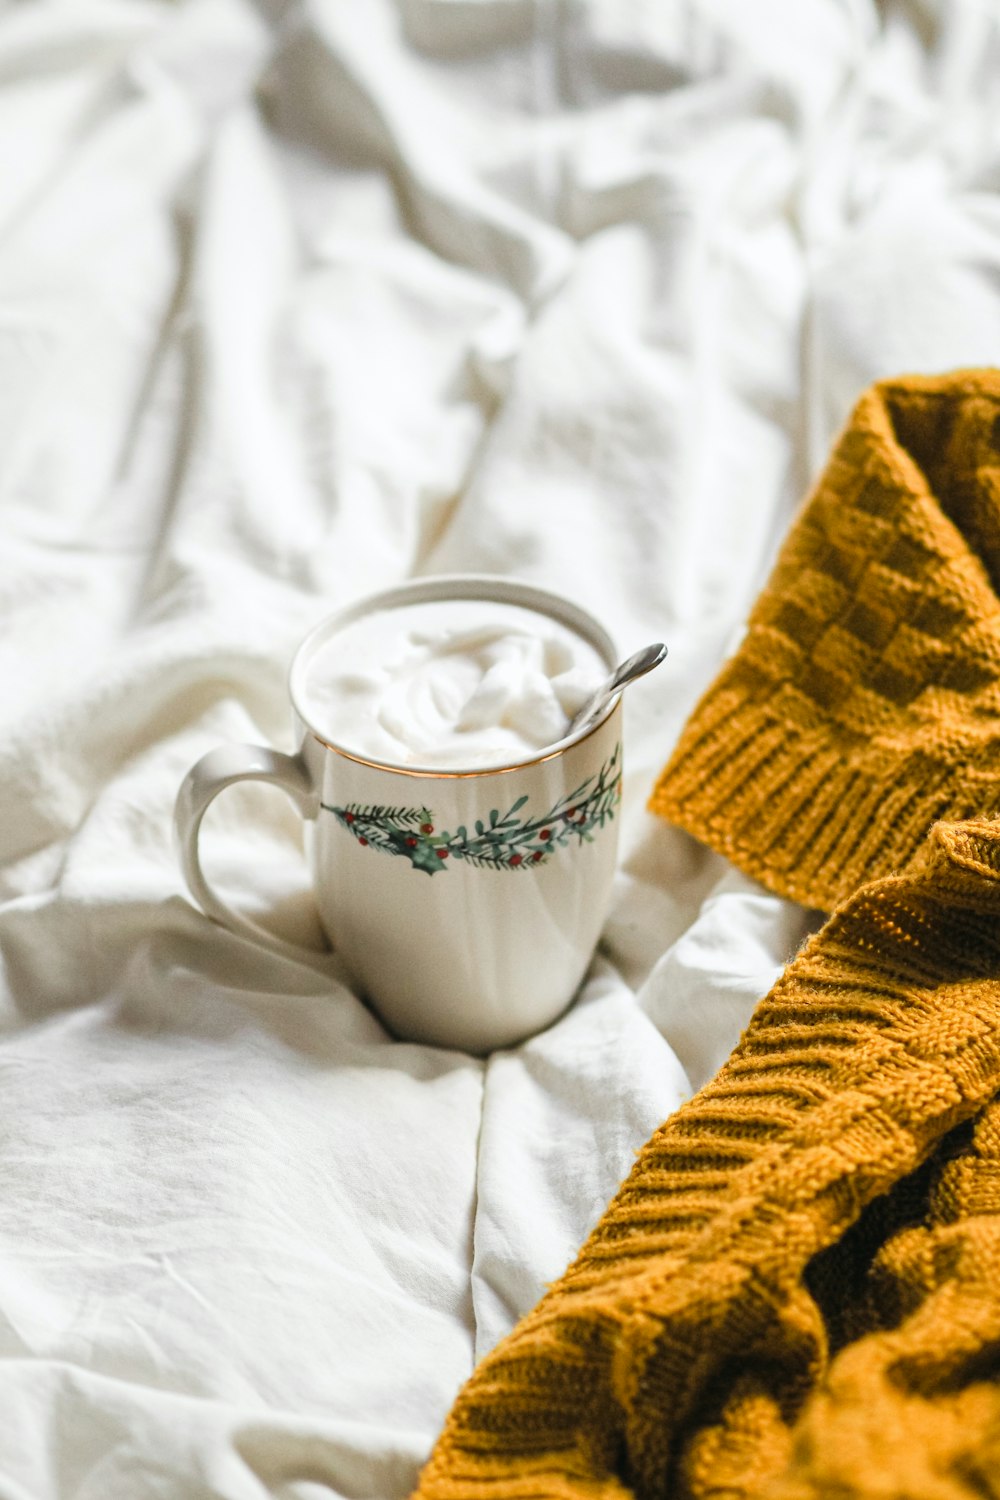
436 847 449 859
540 828 551 840
421 823 434 834
510 854 522 866
359 837 368 846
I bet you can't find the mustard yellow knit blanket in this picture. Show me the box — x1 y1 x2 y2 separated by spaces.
413 370 1000 1500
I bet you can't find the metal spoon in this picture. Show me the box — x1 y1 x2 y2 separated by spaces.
567 641 668 736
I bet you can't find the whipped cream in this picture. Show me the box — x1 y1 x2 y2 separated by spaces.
299 598 607 769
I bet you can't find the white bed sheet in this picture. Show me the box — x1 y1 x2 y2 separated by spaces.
1 2 999 1496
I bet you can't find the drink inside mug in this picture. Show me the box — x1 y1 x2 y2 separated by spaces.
295 596 608 772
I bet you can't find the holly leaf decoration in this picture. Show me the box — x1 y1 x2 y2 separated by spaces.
322 747 621 874
405 839 448 875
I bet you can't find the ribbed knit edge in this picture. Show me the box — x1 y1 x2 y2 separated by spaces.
647 679 1000 913
648 368 1000 912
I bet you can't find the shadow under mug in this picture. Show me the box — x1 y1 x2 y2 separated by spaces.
174 575 623 1054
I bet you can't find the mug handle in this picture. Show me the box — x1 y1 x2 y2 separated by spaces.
174 743 320 954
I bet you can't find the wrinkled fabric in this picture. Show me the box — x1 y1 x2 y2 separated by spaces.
1 2 999 1497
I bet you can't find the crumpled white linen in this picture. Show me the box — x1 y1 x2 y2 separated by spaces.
1 1 999 1496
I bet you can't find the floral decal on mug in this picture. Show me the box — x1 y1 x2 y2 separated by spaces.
322 745 621 874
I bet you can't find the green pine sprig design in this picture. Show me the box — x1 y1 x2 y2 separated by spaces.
321 744 622 875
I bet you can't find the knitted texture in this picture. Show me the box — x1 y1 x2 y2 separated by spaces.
649 369 1000 910
412 370 1000 1500
413 817 1000 1500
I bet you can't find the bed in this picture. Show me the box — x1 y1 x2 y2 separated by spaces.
2 2 999 1496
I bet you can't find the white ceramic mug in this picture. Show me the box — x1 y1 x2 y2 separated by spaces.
174 575 623 1053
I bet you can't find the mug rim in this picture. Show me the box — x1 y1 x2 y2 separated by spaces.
288 573 620 780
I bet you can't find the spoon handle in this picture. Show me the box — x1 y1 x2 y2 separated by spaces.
569 641 667 735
